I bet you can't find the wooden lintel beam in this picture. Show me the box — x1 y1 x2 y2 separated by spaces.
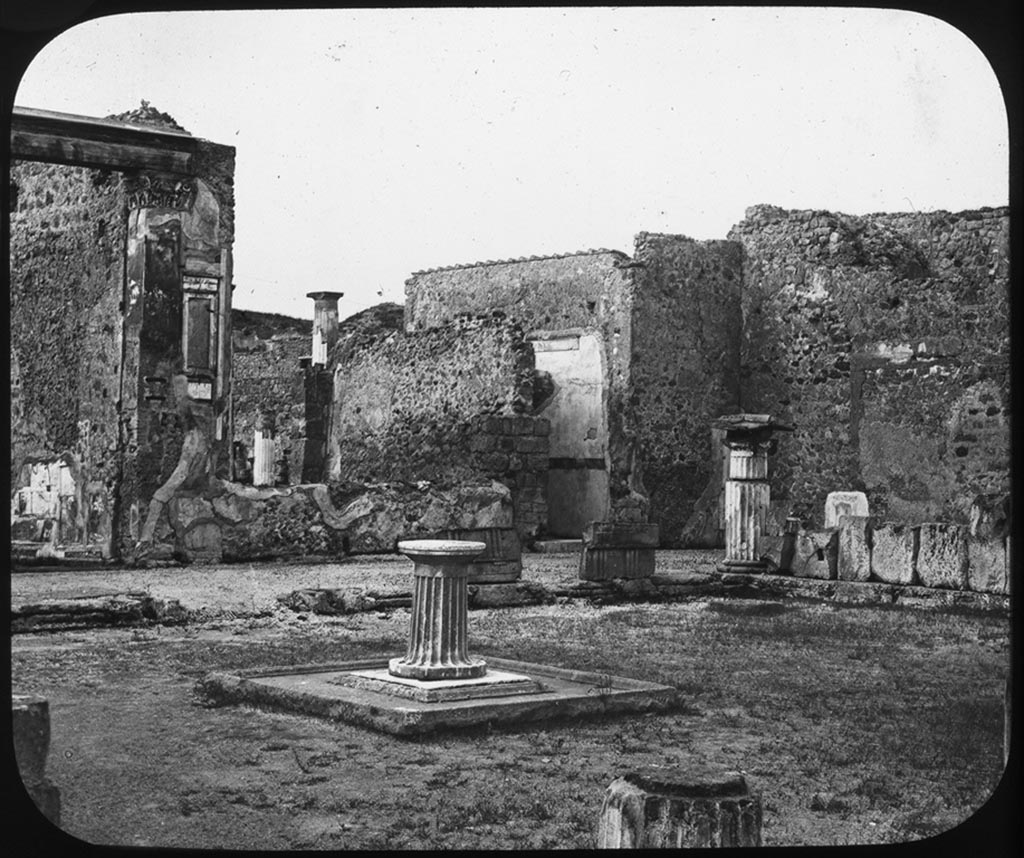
10 128 195 175
9 108 210 175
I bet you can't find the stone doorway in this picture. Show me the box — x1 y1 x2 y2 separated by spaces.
530 332 609 536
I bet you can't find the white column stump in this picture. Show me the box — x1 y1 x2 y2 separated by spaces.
252 409 276 487
389 539 488 680
713 414 792 574
598 770 762 848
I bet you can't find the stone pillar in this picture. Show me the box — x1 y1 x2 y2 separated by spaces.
307 291 343 367
12 694 61 825
723 444 769 567
713 414 792 573
389 539 488 680
252 409 276 487
598 770 762 848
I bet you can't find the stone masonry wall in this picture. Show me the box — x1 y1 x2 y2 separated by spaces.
328 315 548 538
231 309 312 484
730 205 1009 527
629 233 743 546
405 250 638 514
9 161 127 552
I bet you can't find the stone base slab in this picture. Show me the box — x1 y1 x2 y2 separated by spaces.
200 656 680 737
330 667 545 703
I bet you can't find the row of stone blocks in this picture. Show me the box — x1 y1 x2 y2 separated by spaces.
763 519 1010 594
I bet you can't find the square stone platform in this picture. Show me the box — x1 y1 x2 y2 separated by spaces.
201 656 679 737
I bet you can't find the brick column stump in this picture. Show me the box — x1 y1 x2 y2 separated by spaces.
598 769 762 848
389 539 488 680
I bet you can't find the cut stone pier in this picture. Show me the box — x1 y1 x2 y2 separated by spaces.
201 539 679 735
824 491 869 529
713 413 793 573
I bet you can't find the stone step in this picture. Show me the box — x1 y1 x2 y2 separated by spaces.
531 539 582 553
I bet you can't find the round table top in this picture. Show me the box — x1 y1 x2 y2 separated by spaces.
397 539 487 557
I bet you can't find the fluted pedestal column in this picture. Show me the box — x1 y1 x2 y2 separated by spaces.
389 539 487 680
721 444 770 570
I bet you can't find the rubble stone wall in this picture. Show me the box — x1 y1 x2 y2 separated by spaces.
9 161 127 551
730 205 1009 528
328 316 548 538
405 251 639 510
231 310 311 484
629 233 743 545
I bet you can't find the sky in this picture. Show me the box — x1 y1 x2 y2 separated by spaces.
12 7 1009 321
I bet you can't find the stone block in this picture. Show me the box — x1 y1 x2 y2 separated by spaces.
915 523 969 589
824 491 869 528
582 521 660 549
837 515 871 582
967 535 1007 594
969 493 1010 539
755 533 796 572
870 523 917 585
431 526 522 584
12 694 61 825
579 547 655 581
791 529 837 579
598 770 762 848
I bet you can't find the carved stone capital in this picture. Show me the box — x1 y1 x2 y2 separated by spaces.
125 173 196 211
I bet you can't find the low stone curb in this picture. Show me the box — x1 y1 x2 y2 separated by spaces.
277 570 1009 617
11 568 1007 633
11 594 190 634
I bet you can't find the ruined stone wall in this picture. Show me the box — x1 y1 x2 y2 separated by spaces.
231 310 311 484
730 205 1010 527
405 251 637 514
9 161 127 551
628 234 743 546
328 316 548 538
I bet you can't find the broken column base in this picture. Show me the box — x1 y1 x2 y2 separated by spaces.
430 527 523 583
598 769 762 848
579 522 659 581
13 694 61 826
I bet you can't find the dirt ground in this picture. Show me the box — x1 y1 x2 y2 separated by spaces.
10 551 1014 850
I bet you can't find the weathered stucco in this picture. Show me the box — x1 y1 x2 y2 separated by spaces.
10 104 237 561
231 309 311 485
10 161 126 554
